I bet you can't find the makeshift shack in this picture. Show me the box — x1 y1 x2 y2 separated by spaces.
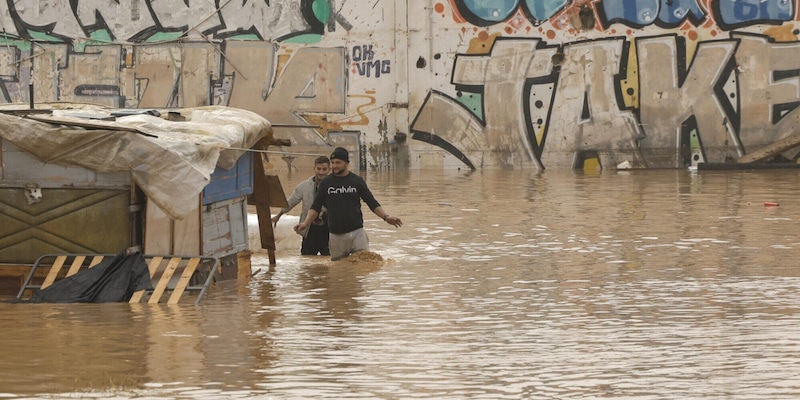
0 103 283 296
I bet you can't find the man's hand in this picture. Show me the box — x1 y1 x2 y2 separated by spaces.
294 221 308 233
385 215 403 228
271 214 281 227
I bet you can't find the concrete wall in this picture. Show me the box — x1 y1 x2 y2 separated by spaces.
0 0 798 171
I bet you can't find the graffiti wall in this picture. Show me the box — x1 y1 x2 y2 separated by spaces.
0 0 798 170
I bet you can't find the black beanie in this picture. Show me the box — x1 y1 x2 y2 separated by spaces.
330 147 349 162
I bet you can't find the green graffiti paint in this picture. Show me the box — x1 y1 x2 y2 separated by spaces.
27 31 63 43
312 0 331 25
89 30 113 43
146 32 184 43
229 34 261 41
457 93 483 121
284 34 323 44
71 30 114 52
690 129 700 152
0 38 31 51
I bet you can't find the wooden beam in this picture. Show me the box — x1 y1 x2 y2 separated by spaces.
698 162 800 170
251 151 284 265
738 132 800 163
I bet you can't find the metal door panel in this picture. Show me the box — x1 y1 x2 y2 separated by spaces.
0 188 130 263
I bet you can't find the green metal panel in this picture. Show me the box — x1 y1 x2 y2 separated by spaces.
0 188 130 264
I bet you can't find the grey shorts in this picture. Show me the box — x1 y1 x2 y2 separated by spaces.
329 228 369 261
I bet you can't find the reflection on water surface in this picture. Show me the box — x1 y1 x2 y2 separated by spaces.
3 169 800 399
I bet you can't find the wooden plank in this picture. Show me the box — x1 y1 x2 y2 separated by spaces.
237 250 252 280
25 114 150 135
148 257 181 304
738 132 800 163
255 203 276 252
66 256 87 277
144 200 173 254
698 162 800 171
89 255 105 267
264 175 289 208
167 258 201 304
21 254 215 304
173 203 201 255
255 202 277 265
251 151 289 208
250 150 280 265
129 256 163 303
40 256 67 289
17 253 216 303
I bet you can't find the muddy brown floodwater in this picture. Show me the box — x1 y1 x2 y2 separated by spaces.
3 168 800 399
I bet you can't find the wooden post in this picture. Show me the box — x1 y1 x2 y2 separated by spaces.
249 136 289 266
252 151 278 265
237 250 253 280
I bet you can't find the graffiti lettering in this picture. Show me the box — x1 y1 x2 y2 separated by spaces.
452 0 569 26
411 34 800 170
712 0 794 30
597 0 793 29
74 85 120 97
0 0 317 42
733 32 800 152
352 45 391 78
597 0 705 28
261 47 347 145
352 45 375 62
355 60 391 77
448 0 794 30
0 32 795 169
0 41 344 147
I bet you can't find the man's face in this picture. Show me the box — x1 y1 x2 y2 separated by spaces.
330 158 349 176
314 162 330 180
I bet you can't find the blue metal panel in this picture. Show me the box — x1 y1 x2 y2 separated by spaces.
202 152 253 205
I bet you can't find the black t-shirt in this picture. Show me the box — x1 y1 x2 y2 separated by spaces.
310 172 381 234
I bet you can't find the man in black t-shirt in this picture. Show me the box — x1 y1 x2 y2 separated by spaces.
294 147 402 261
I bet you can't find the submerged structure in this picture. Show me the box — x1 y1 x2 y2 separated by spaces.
0 104 283 296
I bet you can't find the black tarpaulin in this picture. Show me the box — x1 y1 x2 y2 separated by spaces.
30 251 153 303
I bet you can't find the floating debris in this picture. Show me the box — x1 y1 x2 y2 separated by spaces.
346 251 384 263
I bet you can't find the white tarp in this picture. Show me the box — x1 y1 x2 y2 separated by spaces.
0 104 270 219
